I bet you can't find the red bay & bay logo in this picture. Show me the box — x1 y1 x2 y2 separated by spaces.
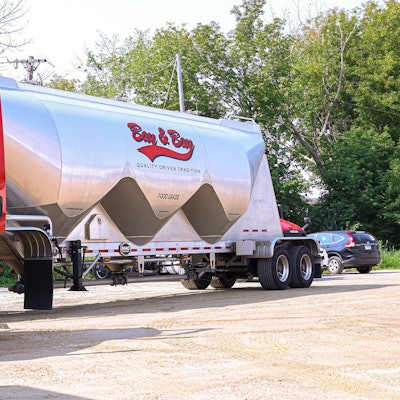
128 122 195 162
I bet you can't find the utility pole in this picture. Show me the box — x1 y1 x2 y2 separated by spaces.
5 56 49 83
176 54 185 112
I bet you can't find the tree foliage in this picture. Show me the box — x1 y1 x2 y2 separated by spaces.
349 0 400 139
309 0 400 243
313 128 396 234
46 75 80 92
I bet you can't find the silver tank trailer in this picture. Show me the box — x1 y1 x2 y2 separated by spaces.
0 77 267 245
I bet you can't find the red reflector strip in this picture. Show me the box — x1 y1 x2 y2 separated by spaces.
82 245 234 255
262 229 268 232
252 229 258 232
243 229 249 232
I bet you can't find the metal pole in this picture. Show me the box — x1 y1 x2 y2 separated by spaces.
176 54 185 112
27 56 34 81
69 240 87 291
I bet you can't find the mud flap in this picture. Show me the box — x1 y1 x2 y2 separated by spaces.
23 259 53 310
314 263 322 279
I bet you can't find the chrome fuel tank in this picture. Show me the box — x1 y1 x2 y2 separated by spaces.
0 77 265 244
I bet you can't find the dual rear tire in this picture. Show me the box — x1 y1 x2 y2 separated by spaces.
257 246 314 290
180 245 314 291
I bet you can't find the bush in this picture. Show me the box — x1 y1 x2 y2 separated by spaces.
376 247 400 270
0 261 18 288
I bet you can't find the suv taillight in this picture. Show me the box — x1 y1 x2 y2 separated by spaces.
344 232 355 247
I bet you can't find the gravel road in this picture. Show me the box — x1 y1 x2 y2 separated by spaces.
1 270 399 400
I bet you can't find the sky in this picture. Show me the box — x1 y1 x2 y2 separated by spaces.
0 0 375 81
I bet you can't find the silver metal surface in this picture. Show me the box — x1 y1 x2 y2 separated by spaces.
0 76 281 247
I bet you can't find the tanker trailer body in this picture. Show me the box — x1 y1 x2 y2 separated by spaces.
0 76 321 310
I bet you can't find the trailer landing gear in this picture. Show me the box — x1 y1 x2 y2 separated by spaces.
69 240 87 292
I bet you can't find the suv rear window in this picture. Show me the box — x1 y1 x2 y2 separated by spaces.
352 232 376 243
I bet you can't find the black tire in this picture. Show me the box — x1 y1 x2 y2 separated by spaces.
327 255 344 275
257 247 291 290
94 264 112 280
357 266 373 274
289 246 314 288
210 274 237 289
112 273 127 286
181 273 211 290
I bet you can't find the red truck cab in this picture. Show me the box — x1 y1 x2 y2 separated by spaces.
280 218 307 237
278 203 311 237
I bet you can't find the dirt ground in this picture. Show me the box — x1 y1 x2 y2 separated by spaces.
0 270 399 400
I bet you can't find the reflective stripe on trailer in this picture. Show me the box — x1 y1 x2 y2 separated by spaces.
80 244 234 256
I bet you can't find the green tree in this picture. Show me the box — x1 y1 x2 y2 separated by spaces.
80 24 228 118
46 75 81 92
384 152 400 245
288 1 400 244
222 0 312 216
80 32 132 100
348 0 400 140
312 128 396 238
287 7 359 179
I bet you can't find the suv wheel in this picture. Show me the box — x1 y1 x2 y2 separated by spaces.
327 255 344 275
357 266 373 274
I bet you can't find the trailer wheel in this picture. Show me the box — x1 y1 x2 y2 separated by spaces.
289 246 314 288
210 274 237 289
257 247 291 290
181 273 211 290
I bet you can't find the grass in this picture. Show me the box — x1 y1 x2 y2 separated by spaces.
375 247 400 270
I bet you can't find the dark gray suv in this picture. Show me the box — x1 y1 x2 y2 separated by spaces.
307 231 381 275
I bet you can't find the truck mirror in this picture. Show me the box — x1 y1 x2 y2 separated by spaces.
302 217 311 231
